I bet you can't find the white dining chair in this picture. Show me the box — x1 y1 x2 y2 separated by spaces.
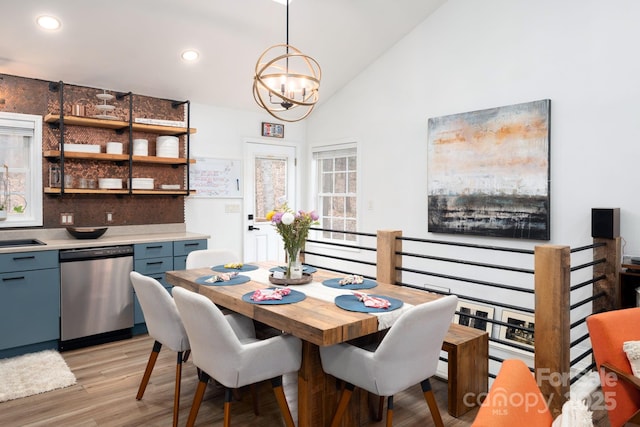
185 249 238 269
172 286 301 427
319 294 458 427
129 271 191 427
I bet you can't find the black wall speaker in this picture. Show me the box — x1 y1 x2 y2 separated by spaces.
591 208 620 239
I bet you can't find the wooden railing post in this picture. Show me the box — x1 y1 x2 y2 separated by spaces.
534 244 570 418
593 237 622 312
376 230 402 285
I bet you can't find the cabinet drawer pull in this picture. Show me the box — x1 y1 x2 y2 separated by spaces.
145 245 163 249
184 243 200 247
12 255 36 261
2 276 26 282
146 261 164 266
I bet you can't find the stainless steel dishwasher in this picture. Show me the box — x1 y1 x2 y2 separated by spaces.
59 245 134 351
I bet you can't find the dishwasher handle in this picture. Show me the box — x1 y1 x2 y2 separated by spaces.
59 245 134 262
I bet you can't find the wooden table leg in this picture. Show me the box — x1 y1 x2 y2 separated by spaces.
298 342 333 427
298 341 370 427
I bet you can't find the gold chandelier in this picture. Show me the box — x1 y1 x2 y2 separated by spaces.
253 1 321 122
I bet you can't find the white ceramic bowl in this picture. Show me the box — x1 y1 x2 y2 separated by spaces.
131 178 154 189
106 142 123 154
133 139 148 156
156 136 179 158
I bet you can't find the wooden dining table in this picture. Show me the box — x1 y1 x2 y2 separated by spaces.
165 263 487 427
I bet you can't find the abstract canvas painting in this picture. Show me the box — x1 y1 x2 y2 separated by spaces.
427 99 550 240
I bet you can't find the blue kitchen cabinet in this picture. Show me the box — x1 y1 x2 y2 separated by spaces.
173 239 207 270
0 250 60 358
132 239 206 334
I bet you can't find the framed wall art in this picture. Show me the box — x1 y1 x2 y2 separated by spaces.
262 122 284 138
454 300 494 335
498 309 535 349
427 99 551 240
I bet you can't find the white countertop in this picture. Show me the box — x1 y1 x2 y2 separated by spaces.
0 223 210 254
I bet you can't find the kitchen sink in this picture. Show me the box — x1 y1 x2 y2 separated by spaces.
0 238 47 247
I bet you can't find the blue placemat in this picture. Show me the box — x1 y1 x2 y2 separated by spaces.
334 294 403 313
269 264 318 274
211 264 259 273
242 288 307 305
322 278 378 290
196 274 251 286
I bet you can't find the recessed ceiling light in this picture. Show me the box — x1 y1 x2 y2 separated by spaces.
36 15 62 31
180 49 200 62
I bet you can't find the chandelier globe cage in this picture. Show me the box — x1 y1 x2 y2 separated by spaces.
252 1 321 122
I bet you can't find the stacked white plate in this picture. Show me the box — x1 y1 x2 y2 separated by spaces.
156 136 179 158
98 178 123 189
62 143 101 153
131 178 154 190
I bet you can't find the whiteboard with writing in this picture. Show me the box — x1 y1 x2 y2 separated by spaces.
189 158 242 198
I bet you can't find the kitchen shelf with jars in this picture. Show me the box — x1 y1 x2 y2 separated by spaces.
43 81 197 196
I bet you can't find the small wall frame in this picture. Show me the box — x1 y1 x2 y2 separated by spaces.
454 300 494 335
262 122 284 138
498 309 535 349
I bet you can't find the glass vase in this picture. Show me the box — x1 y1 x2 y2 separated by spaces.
286 248 302 280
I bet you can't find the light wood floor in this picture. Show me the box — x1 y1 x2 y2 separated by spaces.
0 334 481 427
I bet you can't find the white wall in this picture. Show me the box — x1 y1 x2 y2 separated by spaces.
306 0 640 257
185 103 306 258
185 0 640 275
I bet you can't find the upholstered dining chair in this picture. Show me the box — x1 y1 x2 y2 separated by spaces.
172 286 302 427
319 294 458 427
586 307 640 427
129 271 191 427
185 249 238 269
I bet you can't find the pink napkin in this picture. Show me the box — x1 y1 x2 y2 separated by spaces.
338 274 364 285
352 291 390 309
204 272 238 283
251 287 292 301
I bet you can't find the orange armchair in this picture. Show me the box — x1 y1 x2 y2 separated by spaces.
586 307 640 427
472 359 553 427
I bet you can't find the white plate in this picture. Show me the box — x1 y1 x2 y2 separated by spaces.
96 93 114 101
95 104 115 111
98 178 123 189
93 114 119 120
161 184 181 190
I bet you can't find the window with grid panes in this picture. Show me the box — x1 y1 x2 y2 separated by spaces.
0 112 43 228
313 146 357 242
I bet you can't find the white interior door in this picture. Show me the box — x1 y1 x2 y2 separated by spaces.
243 141 296 263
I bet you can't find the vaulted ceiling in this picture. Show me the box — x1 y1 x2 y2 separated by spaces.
1 0 446 111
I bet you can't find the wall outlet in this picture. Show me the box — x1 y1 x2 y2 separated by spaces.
60 212 74 225
106 212 114 223
225 204 241 214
